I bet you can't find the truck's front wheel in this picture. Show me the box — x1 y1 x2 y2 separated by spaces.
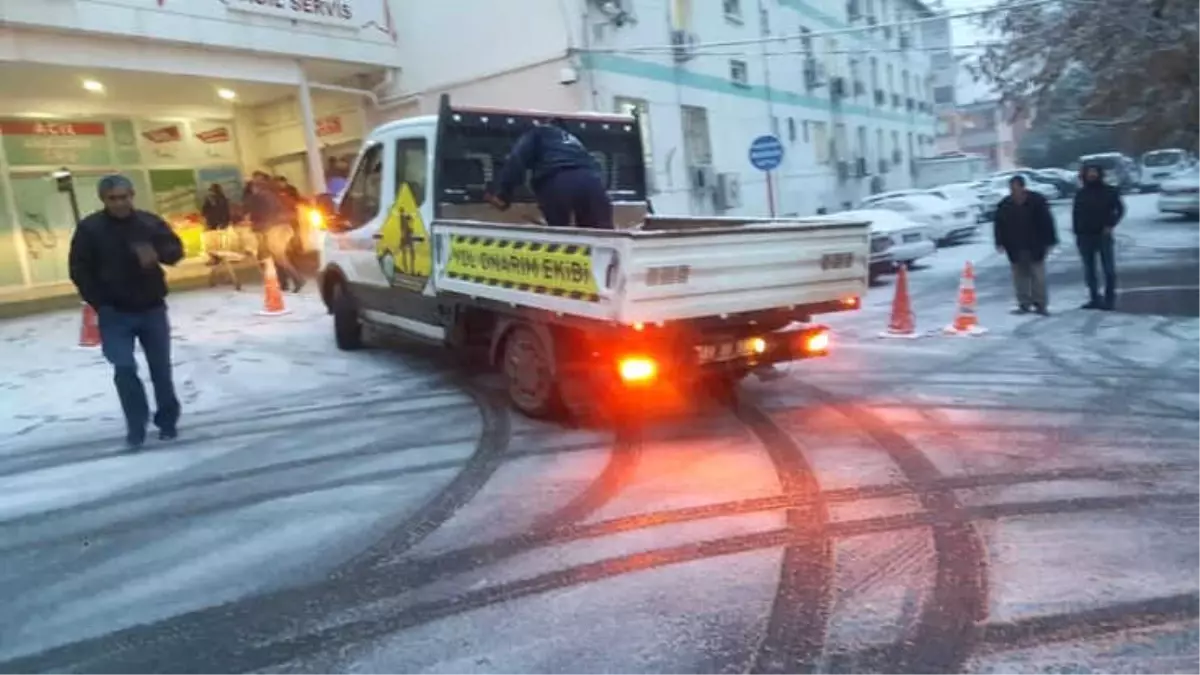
501 324 561 418
331 282 363 351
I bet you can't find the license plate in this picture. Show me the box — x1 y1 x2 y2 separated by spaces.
953 210 968 218
903 233 923 243
697 338 758 364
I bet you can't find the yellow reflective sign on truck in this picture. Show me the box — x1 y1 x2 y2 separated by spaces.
444 235 600 302
375 182 431 290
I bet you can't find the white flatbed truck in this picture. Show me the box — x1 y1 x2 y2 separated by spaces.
317 96 870 418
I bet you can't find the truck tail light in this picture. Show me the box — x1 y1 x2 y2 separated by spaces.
797 328 830 355
618 355 658 385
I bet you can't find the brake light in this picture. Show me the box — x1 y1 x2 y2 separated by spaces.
618 356 658 385
802 330 830 354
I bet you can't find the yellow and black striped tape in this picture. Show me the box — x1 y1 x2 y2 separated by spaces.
444 234 600 302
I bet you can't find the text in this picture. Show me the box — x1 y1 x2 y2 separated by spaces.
449 248 591 286
34 123 77 136
820 252 854 270
290 0 353 20
646 264 690 286
229 0 354 22
0 121 107 137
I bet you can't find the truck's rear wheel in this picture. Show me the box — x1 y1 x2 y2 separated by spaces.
332 282 363 351
703 372 744 406
501 325 561 418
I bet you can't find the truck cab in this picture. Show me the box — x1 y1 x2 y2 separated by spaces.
317 114 442 340
317 96 870 419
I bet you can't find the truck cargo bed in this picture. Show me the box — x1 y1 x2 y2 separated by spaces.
431 217 869 325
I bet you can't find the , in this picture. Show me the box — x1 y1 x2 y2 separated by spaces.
923 183 991 222
1140 148 1196 192
836 209 936 275
858 188 928 209
863 193 978 247
1157 166 1200 219
316 95 869 419
1077 153 1140 194
990 169 1063 200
